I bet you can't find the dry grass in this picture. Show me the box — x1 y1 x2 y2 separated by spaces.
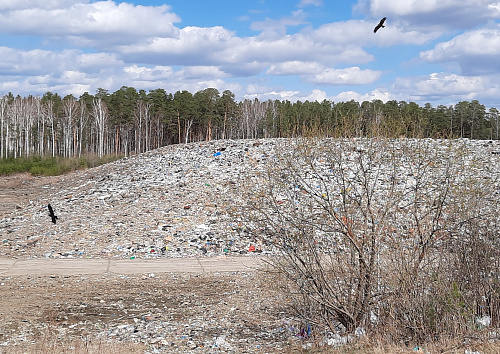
3 335 147 354
328 339 500 354
285 337 500 354
4 336 500 354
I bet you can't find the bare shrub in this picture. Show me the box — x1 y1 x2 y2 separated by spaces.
236 137 499 343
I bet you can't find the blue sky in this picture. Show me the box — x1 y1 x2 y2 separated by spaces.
1 0 500 106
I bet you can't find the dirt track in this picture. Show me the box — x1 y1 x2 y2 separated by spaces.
0 256 262 276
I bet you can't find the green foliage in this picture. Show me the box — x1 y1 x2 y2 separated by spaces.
0 155 122 176
424 281 473 332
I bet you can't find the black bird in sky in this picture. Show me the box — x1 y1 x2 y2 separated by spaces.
374 17 386 33
48 204 58 224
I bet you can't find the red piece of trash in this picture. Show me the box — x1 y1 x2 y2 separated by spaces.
248 245 256 252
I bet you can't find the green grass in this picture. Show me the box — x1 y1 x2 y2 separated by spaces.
0 154 123 176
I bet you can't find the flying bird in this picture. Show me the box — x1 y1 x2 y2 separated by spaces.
47 204 58 224
374 17 386 33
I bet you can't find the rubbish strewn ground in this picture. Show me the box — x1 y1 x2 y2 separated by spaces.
0 272 304 353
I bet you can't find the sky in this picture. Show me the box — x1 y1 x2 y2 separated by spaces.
1 0 500 107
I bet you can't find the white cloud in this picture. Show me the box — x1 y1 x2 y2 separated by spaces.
297 0 323 7
0 1 180 46
182 66 228 79
266 61 325 75
313 20 439 47
120 65 239 97
355 0 500 30
421 25 500 74
393 72 490 101
367 0 500 17
243 85 329 102
247 87 394 103
0 47 127 96
123 65 175 81
250 10 308 38
119 26 239 64
117 23 376 76
244 90 301 101
0 0 83 11
306 67 382 85
0 47 122 76
0 73 108 98
331 89 393 103
303 89 328 101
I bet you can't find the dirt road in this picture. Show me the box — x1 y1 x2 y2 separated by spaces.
0 255 262 276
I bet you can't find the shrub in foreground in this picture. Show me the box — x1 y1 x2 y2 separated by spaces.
235 137 499 343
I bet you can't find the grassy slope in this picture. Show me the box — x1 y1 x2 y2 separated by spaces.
0 155 123 176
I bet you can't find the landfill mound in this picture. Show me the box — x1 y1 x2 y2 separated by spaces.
0 139 280 259
1 138 499 260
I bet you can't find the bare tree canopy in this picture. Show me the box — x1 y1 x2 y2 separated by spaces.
232 137 500 340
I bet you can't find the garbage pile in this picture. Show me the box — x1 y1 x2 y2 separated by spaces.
0 138 499 259
0 139 280 259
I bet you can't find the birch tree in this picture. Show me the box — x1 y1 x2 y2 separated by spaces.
134 100 152 153
7 96 23 158
0 96 7 158
61 95 78 157
43 100 57 157
92 98 109 158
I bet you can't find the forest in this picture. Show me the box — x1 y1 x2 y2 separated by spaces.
1 86 499 159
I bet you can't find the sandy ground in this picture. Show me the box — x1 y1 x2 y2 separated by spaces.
0 172 70 217
0 271 301 353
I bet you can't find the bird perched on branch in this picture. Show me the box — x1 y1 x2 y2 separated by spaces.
374 17 386 33
47 204 58 224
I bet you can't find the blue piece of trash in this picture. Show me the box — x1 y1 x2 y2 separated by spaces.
213 151 221 157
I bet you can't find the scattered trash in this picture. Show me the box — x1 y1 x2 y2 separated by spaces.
355 326 365 337
0 139 287 259
476 316 491 327
297 324 311 338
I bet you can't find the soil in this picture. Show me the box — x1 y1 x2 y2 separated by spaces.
0 172 71 217
0 272 300 353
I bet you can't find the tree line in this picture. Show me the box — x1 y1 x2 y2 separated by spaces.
1 86 499 159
